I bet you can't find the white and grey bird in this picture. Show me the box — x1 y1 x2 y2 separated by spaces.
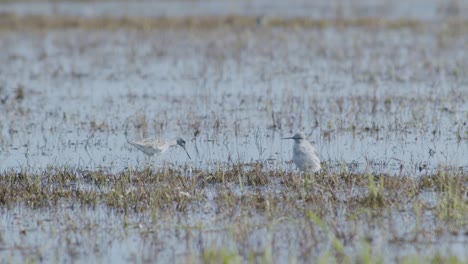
127 137 192 160
283 132 321 173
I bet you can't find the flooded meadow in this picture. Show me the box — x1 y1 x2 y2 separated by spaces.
0 0 467 263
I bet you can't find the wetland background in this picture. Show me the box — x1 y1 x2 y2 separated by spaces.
0 0 467 263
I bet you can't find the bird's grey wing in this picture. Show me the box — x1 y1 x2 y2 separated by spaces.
128 139 158 156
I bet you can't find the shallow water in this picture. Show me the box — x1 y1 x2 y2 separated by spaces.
1 185 466 263
0 27 466 174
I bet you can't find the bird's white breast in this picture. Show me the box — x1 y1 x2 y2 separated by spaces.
292 141 321 172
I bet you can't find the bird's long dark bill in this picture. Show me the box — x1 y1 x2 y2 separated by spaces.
282 137 294 139
184 149 192 160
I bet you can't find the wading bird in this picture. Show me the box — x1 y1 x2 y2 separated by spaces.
127 137 192 160
125 120 191 160
283 132 321 173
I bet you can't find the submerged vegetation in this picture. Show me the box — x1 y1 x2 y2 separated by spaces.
1 165 466 216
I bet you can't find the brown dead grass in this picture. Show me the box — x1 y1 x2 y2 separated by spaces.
1 12 466 32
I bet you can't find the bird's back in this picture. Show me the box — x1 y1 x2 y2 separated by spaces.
129 138 172 156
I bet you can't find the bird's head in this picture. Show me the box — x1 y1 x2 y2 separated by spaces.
176 138 186 148
282 132 306 143
176 138 192 160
